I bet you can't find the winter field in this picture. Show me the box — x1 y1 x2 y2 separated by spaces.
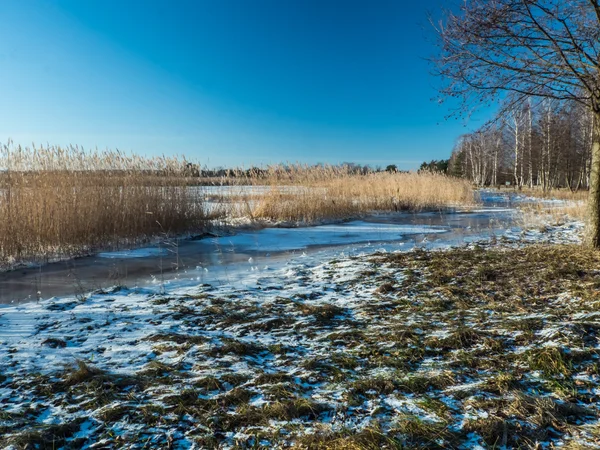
1 186 599 448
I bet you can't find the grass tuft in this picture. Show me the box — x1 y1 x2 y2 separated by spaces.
526 346 573 377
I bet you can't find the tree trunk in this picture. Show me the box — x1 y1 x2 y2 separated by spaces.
585 109 600 248
528 102 533 188
514 116 520 187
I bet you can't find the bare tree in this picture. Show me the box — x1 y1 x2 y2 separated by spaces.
526 98 534 188
452 96 595 192
432 0 600 247
505 103 527 188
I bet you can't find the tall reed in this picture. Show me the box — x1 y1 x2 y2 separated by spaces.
0 142 206 266
0 146 476 267
228 166 475 223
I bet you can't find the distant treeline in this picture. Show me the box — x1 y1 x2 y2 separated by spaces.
182 162 410 180
418 160 449 174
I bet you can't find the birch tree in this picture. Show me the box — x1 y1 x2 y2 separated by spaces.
432 0 600 248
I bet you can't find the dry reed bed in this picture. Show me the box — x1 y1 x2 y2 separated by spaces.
515 188 589 228
518 202 587 229
517 190 588 227
480 186 589 229
0 144 206 267
0 145 475 267
249 170 475 223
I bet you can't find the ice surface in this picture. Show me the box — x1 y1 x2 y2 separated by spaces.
97 247 169 259
194 221 448 253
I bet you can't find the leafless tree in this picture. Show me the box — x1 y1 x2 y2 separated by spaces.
452 97 593 191
432 0 600 247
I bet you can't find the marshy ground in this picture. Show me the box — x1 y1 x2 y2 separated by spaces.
1 224 600 449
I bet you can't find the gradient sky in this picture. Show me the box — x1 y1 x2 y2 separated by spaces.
0 0 489 169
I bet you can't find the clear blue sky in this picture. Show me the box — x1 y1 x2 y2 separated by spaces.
0 0 488 169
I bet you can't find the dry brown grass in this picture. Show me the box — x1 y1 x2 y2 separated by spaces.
0 142 206 266
517 187 589 202
515 188 587 229
0 146 474 266
249 169 475 223
518 201 587 227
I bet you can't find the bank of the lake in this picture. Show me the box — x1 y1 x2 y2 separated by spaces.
0 220 595 449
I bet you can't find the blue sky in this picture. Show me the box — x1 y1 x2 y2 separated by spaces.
0 0 488 169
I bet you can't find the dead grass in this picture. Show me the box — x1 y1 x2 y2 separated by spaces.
0 142 206 267
293 427 402 450
387 245 600 307
8 244 600 448
425 327 484 351
519 200 587 225
2 419 86 449
251 170 474 223
393 413 451 447
62 360 105 386
208 337 266 357
1 146 474 266
297 303 346 324
526 346 573 377
518 187 588 202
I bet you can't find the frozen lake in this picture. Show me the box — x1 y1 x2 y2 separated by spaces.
0 194 518 304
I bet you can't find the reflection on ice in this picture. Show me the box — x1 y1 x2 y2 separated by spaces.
98 248 169 259
196 221 448 253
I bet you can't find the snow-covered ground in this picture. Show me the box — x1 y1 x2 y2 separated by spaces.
476 189 575 206
0 192 593 448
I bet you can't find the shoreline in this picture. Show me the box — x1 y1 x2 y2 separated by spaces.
0 204 476 275
0 223 593 448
